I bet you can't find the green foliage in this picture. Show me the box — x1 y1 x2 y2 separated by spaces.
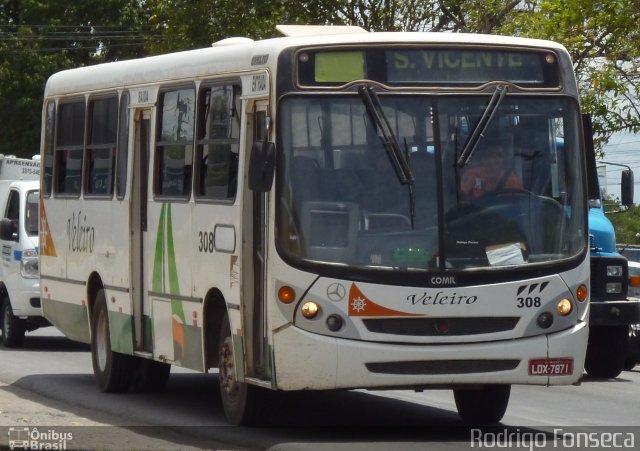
506 0 640 148
0 0 150 157
607 205 640 246
1 1 640 157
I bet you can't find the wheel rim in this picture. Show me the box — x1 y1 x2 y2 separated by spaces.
219 336 239 398
96 309 109 371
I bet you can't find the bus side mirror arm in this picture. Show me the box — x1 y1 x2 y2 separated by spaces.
248 140 276 192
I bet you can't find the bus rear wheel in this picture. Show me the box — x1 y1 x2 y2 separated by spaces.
218 311 266 425
90 289 134 392
1 297 26 348
453 384 510 424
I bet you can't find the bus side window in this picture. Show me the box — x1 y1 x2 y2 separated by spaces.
115 91 130 200
195 84 240 200
156 88 195 198
43 100 56 197
86 95 118 197
55 100 85 196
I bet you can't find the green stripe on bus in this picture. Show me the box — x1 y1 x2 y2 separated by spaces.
151 202 190 365
42 300 90 344
108 310 134 355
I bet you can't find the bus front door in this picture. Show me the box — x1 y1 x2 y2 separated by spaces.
244 101 269 378
132 108 151 353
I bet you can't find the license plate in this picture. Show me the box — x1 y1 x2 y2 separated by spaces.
528 358 573 376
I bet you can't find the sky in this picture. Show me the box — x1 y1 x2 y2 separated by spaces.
600 131 640 202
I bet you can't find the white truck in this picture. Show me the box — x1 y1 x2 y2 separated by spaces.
0 155 45 347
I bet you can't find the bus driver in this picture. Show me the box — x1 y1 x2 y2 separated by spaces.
460 141 522 199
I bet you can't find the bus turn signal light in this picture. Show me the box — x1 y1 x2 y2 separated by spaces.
278 286 296 304
576 284 588 302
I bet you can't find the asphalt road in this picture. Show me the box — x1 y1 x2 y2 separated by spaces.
1 328 639 451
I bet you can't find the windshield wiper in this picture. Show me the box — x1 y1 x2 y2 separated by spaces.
456 84 508 168
359 85 413 184
358 85 416 227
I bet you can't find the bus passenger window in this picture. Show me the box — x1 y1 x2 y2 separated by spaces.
55 100 85 196
195 84 240 200
86 96 117 196
43 101 56 197
115 91 130 199
156 88 195 198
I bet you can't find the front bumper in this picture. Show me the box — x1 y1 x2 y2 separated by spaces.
589 299 640 326
6 278 41 318
271 320 588 391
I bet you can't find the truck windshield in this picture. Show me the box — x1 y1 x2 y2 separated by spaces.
25 190 39 237
276 94 585 272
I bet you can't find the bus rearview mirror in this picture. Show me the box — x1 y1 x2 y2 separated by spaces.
248 140 276 192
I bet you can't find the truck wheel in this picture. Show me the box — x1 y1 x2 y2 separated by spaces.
454 384 510 424
585 326 628 379
624 357 637 371
1 298 26 348
90 289 134 392
131 358 171 392
218 310 266 425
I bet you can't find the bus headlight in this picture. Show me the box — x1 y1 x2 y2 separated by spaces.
301 301 320 319
536 312 554 329
21 248 39 278
556 299 573 316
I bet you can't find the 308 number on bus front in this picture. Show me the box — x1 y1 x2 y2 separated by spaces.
517 296 541 308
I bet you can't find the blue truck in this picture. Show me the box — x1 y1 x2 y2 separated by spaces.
584 117 640 378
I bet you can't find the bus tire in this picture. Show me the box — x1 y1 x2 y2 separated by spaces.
584 326 628 379
131 358 171 392
218 311 266 425
453 384 510 424
1 297 26 348
90 289 134 392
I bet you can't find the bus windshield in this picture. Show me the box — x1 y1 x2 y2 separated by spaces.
277 93 585 272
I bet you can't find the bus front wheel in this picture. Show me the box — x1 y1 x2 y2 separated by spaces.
218 311 266 425
90 289 134 392
453 384 510 424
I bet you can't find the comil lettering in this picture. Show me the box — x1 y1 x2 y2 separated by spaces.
430 275 456 285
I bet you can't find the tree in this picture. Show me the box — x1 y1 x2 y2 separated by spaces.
505 0 640 148
0 0 151 156
2 1 639 156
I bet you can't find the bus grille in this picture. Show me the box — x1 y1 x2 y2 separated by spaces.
366 359 520 375
362 317 519 336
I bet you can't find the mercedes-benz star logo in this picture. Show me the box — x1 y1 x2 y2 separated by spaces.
327 283 346 302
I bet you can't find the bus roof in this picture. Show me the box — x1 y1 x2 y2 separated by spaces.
44 28 572 98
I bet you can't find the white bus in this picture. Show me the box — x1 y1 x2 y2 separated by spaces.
40 25 590 425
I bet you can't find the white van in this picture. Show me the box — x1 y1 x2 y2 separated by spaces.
0 155 46 347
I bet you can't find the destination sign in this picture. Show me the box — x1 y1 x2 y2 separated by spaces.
298 47 559 87
387 49 546 84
